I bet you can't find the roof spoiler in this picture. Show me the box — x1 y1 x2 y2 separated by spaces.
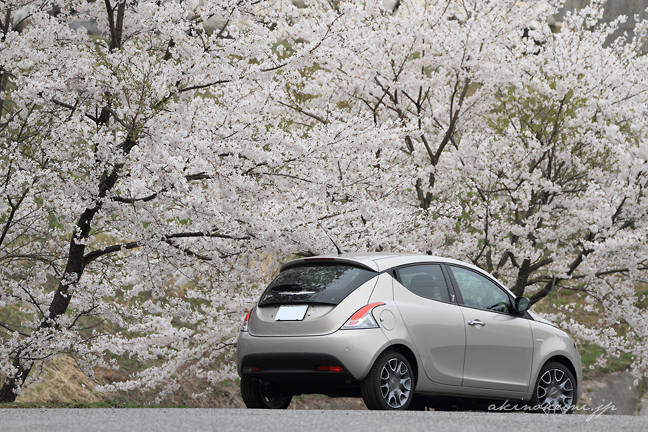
280 256 378 273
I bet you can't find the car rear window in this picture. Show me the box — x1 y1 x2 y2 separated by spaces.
258 264 377 306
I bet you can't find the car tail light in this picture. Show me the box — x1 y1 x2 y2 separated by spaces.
251 366 261 372
316 365 345 372
242 309 252 332
341 302 385 330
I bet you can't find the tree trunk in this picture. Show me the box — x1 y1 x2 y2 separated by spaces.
0 162 125 401
0 354 32 402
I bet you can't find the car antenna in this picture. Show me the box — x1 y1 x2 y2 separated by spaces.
318 222 343 255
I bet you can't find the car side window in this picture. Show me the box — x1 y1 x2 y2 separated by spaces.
396 264 451 302
449 266 511 313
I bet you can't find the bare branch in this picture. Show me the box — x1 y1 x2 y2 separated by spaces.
276 100 328 124
111 193 159 204
0 190 28 247
306 13 341 55
432 76 470 166
68 305 100 330
567 247 594 276
163 240 212 261
611 197 627 224
165 231 253 241
83 240 141 265
185 172 212 181
153 80 231 110
110 172 212 203
261 63 288 72
0 253 61 273
83 231 253 265
177 80 231 94
569 266 648 280
529 276 559 305
262 172 314 184
0 322 30 338
51 98 77 111
529 257 554 272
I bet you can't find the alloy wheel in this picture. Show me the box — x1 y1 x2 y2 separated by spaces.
536 368 574 413
380 357 412 408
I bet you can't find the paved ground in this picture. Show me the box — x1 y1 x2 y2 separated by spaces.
1 409 647 432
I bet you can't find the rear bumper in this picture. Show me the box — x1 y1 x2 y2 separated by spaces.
237 328 390 384
239 352 360 396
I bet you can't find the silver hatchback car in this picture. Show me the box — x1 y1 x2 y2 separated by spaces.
237 253 582 412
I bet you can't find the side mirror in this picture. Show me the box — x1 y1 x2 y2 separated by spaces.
514 297 530 313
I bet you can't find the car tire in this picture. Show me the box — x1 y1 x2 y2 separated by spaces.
240 379 292 409
529 361 576 414
361 351 413 410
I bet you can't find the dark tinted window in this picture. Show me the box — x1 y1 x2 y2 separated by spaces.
449 266 511 313
396 264 450 302
258 264 377 306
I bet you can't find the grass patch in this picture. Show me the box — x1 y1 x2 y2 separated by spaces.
580 343 634 376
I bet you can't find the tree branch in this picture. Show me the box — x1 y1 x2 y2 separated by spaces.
177 80 231 94
569 266 648 279
68 305 100 330
110 172 212 203
83 231 252 265
83 241 142 265
0 253 61 273
262 172 314 184
611 197 627 224
567 247 594 276
0 322 31 337
276 101 328 124
529 276 559 305
163 240 212 261
432 76 470 166
112 193 159 204
154 80 231 109
529 257 554 272
0 190 28 247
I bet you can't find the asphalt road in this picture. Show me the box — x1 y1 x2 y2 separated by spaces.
1 409 647 432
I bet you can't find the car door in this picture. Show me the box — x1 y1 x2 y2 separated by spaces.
392 264 466 386
446 265 533 392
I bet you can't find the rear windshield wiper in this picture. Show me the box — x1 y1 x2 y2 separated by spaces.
270 284 316 295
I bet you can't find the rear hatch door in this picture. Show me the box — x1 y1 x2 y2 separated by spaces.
249 263 379 336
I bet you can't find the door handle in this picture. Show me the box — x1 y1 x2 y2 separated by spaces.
467 319 486 327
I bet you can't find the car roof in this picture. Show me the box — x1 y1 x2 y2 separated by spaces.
281 252 483 274
280 252 518 298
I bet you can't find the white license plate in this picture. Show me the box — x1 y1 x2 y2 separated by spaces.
275 305 308 321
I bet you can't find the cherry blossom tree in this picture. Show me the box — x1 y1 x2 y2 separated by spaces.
275 0 648 379
0 0 362 402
